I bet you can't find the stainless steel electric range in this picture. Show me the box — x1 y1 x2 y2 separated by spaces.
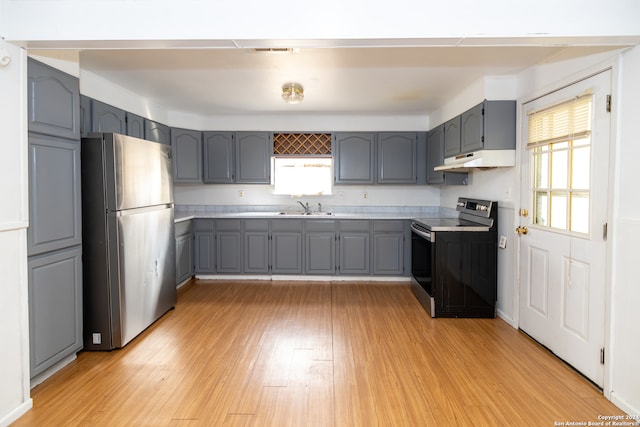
410 197 498 318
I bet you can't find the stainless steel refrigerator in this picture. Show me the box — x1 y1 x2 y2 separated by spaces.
81 133 176 350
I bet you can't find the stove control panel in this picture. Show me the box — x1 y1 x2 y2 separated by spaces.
456 198 493 218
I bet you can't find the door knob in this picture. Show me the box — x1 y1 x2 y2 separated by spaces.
516 226 529 235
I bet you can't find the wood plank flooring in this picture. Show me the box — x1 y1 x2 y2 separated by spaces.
14 280 624 426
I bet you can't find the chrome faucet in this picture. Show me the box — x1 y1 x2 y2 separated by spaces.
297 200 310 213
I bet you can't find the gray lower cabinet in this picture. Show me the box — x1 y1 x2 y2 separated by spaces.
27 58 80 140
215 219 242 273
27 135 82 256
244 220 270 274
194 219 215 274
203 131 235 183
126 112 145 139
271 220 303 274
91 99 126 134
175 220 194 284
145 120 171 145
305 220 336 274
28 246 83 377
172 128 203 183
377 132 417 184
372 220 405 275
338 220 371 275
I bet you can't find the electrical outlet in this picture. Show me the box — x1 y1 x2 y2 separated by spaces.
363 192 368 199
92 333 102 345
238 190 244 198
498 235 507 249
338 191 344 199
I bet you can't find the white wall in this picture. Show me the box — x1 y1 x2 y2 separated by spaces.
0 41 32 427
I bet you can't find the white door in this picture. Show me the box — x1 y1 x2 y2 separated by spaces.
518 70 611 387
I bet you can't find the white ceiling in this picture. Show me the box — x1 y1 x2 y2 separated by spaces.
78 45 624 117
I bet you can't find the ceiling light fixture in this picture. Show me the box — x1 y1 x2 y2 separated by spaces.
281 82 304 104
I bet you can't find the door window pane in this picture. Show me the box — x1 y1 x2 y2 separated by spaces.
571 147 590 190
534 151 549 188
550 192 568 230
534 191 548 227
551 149 568 189
570 193 589 233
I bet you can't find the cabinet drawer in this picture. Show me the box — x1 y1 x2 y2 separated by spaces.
216 219 241 231
194 219 214 232
339 220 371 232
305 219 336 232
244 219 269 231
373 220 405 232
175 220 192 237
272 219 303 232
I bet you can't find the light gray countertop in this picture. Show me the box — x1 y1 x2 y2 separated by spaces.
174 205 456 223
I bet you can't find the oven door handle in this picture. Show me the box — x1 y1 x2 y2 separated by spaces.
410 223 432 241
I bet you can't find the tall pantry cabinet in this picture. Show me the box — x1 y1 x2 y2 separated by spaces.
26 58 83 379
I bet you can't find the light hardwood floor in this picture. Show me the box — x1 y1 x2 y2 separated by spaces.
14 280 623 426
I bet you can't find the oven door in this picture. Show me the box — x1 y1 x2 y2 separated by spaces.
410 223 435 317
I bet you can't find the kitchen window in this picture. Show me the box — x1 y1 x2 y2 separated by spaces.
271 156 333 196
527 93 593 234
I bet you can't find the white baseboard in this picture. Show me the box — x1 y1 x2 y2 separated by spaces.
0 399 33 427
195 274 410 283
30 353 78 389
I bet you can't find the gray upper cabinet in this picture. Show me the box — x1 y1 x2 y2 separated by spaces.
334 132 376 184
145 120 171 145
235 132 273 184
27 135 82 256
203 131 235 183
377 132 417 184
172 128 203 183
126 112 145 139
443 116 461 158
28 247 83 377
80 95 91 138
27 58 80 140
427 125 446 184
91 99 126 134
461 100 516 154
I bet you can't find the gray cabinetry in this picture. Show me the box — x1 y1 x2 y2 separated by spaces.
27 135 82 256
194 219 215 273
91 99 126 134
175 220 194 284
203 131 235 183
372 220 405 275
444 116 461 158
338 220 370 275
377 132 417 184
28 247 83 377
460 100 516 154
244 220 270 274
80 95 91 138
215 219 242 273
271 220 303 274
27 58 80 140
305 220 336 275
427 125 468 186
126 112 145 139
334 132 376 184
172 128 203 183
145 120 170 145
235 132 273 184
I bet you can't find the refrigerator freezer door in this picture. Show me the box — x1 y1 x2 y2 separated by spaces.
112 206 176 347
112 133 173 211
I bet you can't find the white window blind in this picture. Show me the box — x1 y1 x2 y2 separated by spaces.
527 94 593 149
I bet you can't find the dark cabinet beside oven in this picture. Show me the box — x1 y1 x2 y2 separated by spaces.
434 232 496 318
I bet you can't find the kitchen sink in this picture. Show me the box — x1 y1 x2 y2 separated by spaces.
277 211 334 216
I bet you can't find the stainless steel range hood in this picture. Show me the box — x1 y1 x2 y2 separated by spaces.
434 149 515 172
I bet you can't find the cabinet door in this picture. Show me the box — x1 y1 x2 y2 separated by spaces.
271 232 302 274
305 232 335 274
80 95 91 138
339 232 370 274
334 133 375 184
216 231 242 273
377 132 417 184
126 112 145 139
28 135 82 256
373 232 404 275
203 131 235 183
443 116 461 158
145 120 171 145
461 102 484 154
176 234 193 283
91 99 126 134
427 125 445 184
172 128 203 183
235 132 272 183
244 231 270 274
27 58 80 140
194 232 215 273
28 246 83 377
